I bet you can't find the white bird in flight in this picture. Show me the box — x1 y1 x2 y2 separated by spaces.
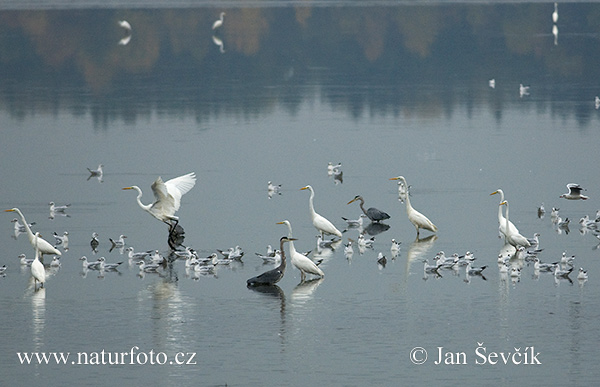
559 183 588 200
123 172 196 232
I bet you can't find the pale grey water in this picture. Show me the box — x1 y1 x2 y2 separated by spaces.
1 2 600 386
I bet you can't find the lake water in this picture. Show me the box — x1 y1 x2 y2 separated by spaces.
2 2 600 386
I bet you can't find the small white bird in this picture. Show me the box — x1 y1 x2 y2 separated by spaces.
560 183 589 200
97 257 123 271
53 231 69 246
519 84 530 97
538 203 546 218
137 260 160 272
87 164 103 176
0 265 7 275
489 79 495 89
11 218 36 233
357 234 375 249
533 258 557 272
554 265 573 278
109 234 127 248
49 202 70 212
327 162 342 175
510 266 521 278
552 2 558 23
595 96 600 110
212 12 225 30
90 232 100 250
377 252 387 267
118 20 132 31
577 268 588 280
341 214 367 228
560 252 575 266
125 246 152 260
80 256 101 270
18 254 34 266
390 239 401 257
466 262 487 275
50 257 61 267
344 241 354 258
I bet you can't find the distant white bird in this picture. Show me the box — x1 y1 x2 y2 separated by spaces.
560 251 575 266
109 234 127 247
423 259 440 274
538 203 546 218
11 218 35 233
50 257 61 267
31 233 45 289
53 231 69 246
341 214 367 228
595 96 600 110
344 241 354 258
510 266 521 278
466 262 487 275
327 162 342 175
357 234 375 249
97 257 123 271
554 264 573 278
300 185 342 238
552 2 558 23
18 254 34 266
389 176 437 236
123 172 196 233
390 239 401 256
489 79 495 89
49 202 70 212
577 268 588 280
137 260 160 272
533 258 557 272
212 12 225 30
267 181 282 197
5 208 61 259
519 84 530 97
0 265 6 275
500 201 531 248
559 183 588 200
118 20 132 31
87 164 103 176
80 256 101 270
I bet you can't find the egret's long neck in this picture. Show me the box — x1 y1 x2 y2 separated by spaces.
134 188 151 211
404 190 413 213
285 222 296 252
504 202 510 225
308 189 316 219
15 209 34 241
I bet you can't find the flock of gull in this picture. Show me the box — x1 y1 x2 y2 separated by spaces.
2 158 597 292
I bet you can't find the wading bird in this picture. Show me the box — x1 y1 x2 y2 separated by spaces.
277 220 324 281
300 185 342 238
247 236 296 286
31 233 45 289
347 195 390 223
490 189 520 239
5 208 61 260
212 12 225 30
500 201 531 248
389 176 437 236
123 172 196 235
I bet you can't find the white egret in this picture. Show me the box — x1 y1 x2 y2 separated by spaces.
389 176 437 236
559 183 588 200
212 12 225 30
247 236 295 286
552 3 558 23
300 185 342 238
5 208 61 259
277 220 324 281
31 233 46 289
347 195 390 223
490 189 520 239
123 172 196 232
499 201 531 248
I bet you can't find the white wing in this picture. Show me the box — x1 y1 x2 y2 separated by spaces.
165 172 197 212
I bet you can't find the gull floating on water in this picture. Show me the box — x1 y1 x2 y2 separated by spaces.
49 202 70 213
50 257 61 267
97 257 123 271
18 254 34 266
80 256 101 270
109 234 127 248
519 84 530 97
577 268 588 280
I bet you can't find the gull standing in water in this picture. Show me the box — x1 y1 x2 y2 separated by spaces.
87 164 103 181
559 183 589 200
300 185 342 238
347 195 390 223
5 208 61 261
389 176 437 236
247 236 296 286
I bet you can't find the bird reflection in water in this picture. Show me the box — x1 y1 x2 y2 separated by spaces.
406 234 438 273
247 284 287 346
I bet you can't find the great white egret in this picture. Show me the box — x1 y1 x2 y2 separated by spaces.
559 183 589 200
5 208 61 260
300 185 342 238
277 220 324 281
247 236 296 286
499 201 531 248
123 172 196 232
389 176 437 236
31 232 46 289
552 3 558 23
347 195 390 223
212 12 225 30
490 189 520 239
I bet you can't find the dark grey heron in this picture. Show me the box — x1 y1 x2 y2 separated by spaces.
247 236 296 286
347 195 390 223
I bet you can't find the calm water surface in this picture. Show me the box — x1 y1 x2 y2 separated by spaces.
1 2 600 386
